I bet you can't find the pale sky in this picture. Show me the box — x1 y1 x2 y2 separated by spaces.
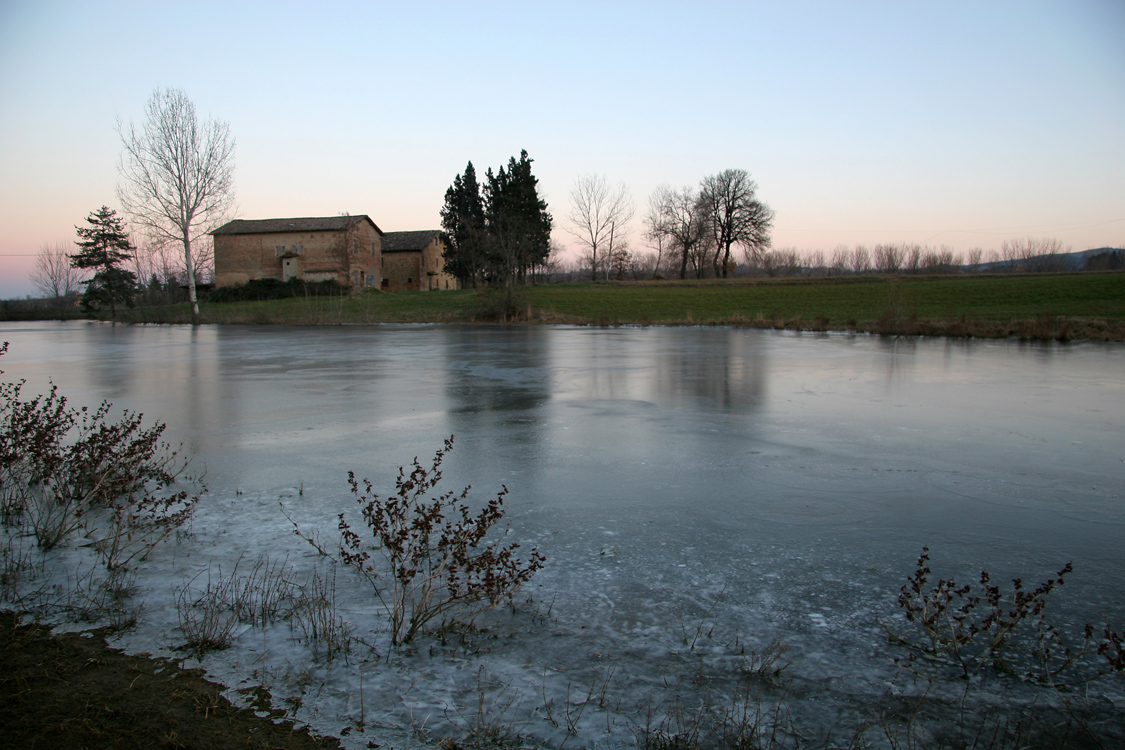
1 0 1122 298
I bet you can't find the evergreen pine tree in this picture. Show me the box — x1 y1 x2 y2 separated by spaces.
72 206 138 316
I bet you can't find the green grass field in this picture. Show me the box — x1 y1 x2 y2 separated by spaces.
116 272 1125 340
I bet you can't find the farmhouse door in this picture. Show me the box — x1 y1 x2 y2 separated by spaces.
282 257 298 281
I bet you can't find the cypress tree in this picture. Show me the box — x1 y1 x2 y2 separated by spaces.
484 150 552 286
441 150 552 289
440 162 486 288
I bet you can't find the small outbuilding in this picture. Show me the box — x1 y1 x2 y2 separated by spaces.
380 230 457 292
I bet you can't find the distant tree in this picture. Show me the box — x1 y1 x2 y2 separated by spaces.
628 250 657 280
534 238 566 284
829 244 852 275
771 247 802 276
966 247 983 272
71 206 138 315
649 184 708 280
1001 237 1070 273
807 249 827 276
698 169 775 278
922 247 959 273
118 88 235 323
903 243 922 273
483 150 553 287
642 191 672 279
873 243 904 273
31 241 84 319
609 243 633 281
440 161 487 288
1084 249 1123 271
567 174 634 282
852 244 872 273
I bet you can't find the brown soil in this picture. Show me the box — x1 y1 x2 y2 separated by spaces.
0 610 343 750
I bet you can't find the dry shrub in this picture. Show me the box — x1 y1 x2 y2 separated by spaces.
886 547 1121 687
0 342 200 569
290 436 544 646
291 567 353 663
176 565 242 656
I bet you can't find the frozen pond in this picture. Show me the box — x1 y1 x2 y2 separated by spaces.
2 321 1123 747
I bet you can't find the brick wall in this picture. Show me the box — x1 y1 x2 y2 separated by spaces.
214 224 381 288
380 238 457 292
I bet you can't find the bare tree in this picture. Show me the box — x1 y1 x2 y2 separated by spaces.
533 238 566 283
699 169 774 278
829 244 852 274
773 248 801 276
629 250 660 280
922 246 959 273
807 249 827 276
688 231 714 278
31 241 84 318
117 88 235 322
649 184 708 280
903 243 922 273
873 243 904 273
966 247 983 272
642 190 673 279
852 245 872 273
567 174 634 282
1001 237 1071 272
129 233 179 289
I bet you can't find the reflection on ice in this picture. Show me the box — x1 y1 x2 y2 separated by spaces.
1 321 1122 747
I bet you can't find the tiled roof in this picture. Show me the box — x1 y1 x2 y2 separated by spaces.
211 216 381 235
381 230 443 253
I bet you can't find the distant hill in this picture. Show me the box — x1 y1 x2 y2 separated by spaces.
973 247 1124 272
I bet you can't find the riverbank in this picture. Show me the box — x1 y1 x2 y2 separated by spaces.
42 271 1125 341
0 611 343 750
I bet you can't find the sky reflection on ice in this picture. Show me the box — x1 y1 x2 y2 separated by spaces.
1 321 1122 746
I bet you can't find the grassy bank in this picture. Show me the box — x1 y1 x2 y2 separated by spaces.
108 272 1125 340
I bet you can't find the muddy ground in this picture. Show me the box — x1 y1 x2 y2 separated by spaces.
0 611 344 750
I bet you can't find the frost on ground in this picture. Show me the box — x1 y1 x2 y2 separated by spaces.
4 471 1123 750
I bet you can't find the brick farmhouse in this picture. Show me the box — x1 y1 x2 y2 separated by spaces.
211 216 456 292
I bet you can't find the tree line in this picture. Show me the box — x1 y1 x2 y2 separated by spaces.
539 237 1114 283
566 169 775 282
752 237 1109 278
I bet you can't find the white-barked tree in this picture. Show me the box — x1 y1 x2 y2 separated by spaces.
117 88 235 321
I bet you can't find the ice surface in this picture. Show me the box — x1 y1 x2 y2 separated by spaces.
2 321 1123 747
